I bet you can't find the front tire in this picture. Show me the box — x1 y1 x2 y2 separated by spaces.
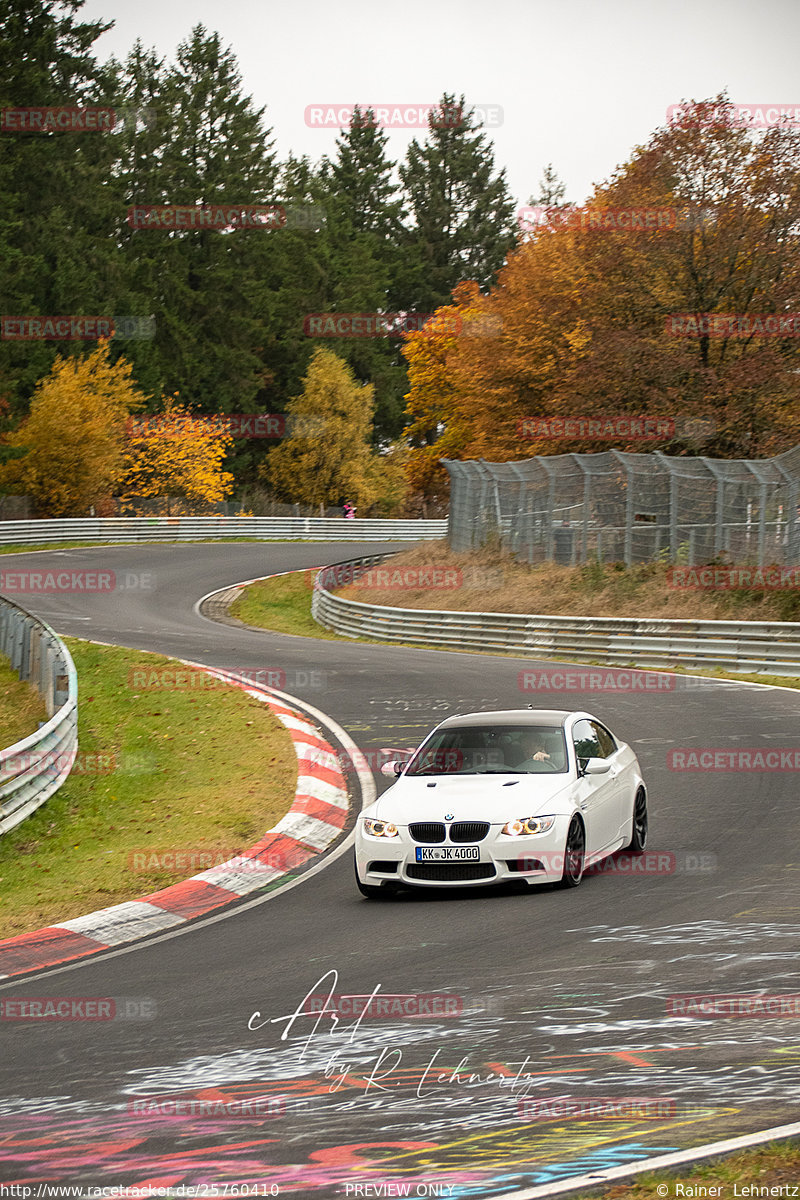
623 789 648 853
560 816 585 888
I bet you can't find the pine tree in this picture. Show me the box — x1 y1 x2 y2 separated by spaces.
323 107 405 243
117 25 279 414
105 39 169 401
0 0 118 414
319 108 408 441
398 94 517 313
529 163 568 206
238 153 332 489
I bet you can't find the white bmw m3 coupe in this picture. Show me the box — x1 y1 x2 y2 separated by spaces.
354 708 647 897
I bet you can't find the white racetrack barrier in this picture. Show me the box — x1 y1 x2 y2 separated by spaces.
0 516 447 546
0 597 77 836
311 553 800 675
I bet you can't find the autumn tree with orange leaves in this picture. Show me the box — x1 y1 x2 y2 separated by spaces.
402 96 800 497
118 399 235 515
0 343 144 516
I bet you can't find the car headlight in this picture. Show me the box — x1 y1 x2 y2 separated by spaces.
501 816 556 836
363 818 399 838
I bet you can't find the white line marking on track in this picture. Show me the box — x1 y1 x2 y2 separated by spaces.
497 1119 800 1199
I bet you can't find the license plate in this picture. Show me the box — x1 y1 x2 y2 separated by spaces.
415 846 480 862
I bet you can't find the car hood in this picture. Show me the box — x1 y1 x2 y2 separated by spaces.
371 774 574 823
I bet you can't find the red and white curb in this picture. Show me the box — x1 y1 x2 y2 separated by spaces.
0 665 350 979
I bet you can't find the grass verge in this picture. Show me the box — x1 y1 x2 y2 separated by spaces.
0 656 47 748
229 570 347 640
0 640 297 938
335 541 800 622
572 1138 800 1198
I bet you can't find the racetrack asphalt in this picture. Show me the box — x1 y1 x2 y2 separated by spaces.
1 541 799 1197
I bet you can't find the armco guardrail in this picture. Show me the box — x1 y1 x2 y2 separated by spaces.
0 517 446 546
311 554 800 675
0 596 78 835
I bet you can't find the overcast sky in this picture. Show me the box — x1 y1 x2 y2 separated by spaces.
80 0 800 210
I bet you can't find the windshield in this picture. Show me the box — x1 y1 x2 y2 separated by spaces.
405 724 569 776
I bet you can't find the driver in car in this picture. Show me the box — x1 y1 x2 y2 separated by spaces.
516 733 552 770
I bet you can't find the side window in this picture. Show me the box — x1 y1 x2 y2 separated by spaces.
592 722 617 759
573 719 601 763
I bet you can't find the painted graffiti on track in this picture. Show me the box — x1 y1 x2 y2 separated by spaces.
4 925 800 1193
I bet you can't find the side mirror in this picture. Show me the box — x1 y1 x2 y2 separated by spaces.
380 760 407 778
583 757 611 775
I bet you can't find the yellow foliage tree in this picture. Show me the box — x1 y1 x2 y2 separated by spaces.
118 399 235 515
0 342 144 516
260 348 397 512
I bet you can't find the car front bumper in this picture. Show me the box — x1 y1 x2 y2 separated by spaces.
355 825 570 888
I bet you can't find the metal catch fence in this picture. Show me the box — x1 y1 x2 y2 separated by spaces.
444 447 800 567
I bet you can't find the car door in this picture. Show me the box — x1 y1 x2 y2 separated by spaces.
571 719 621 857
591 720 629 845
